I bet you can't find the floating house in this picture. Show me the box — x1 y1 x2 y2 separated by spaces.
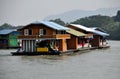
66 24 109 47
66 28 87 49
17 21 70 53
0 29 21 48
90 27 109 46
11 21 110 55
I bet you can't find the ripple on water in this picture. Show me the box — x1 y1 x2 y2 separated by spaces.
0 41 120 79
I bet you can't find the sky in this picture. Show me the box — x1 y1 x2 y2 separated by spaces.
0 0 120 26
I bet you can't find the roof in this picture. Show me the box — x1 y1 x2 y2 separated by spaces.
92 30 109 36
0 29 17 35
90 27 107 33
31 21 69 30
66 28 86 37
70 24 94 32
70 24 109 36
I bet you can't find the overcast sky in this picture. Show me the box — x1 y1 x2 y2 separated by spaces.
0 0 120 26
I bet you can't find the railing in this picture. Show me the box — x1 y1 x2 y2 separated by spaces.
0 44 8 48
18 34 70 39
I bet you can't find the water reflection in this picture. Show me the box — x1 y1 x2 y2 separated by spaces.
21 55 66 60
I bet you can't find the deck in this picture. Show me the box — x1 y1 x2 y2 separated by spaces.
11 45 110 56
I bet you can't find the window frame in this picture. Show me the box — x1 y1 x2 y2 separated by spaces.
39 29 46 35
24 29 29 36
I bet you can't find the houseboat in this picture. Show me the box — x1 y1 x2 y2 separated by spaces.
0 29 21 49
66 24 110 48
11 21 71 55
11 21 110 55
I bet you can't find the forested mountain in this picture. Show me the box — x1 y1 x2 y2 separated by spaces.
50 10 120 40
0 11 120 40
45 7 120 22
0 23 23 30
0 23 15 30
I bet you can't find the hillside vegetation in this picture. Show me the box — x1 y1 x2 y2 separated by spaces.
0 11 120 40
50 11 120 40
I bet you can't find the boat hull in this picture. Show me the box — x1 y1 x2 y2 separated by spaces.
11 51 61 56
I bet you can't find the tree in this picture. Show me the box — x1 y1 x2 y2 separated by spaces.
114 10 120 22
0 23 14 30
71 15 114 28
50 18 66 26
109 22 120 40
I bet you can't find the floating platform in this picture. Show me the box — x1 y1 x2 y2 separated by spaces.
11 51 61 56
11 46 110 56
90 45 110 50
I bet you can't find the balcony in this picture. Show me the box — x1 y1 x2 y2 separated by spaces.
18 34 70 39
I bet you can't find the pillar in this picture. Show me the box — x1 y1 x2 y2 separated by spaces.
59 39 67 52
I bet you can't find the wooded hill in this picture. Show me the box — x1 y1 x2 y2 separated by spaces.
50 10 120 40
0 10 120 40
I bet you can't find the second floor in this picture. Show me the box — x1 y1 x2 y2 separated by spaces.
18 21 70 39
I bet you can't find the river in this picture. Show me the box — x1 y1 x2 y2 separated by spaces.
0 41 120 79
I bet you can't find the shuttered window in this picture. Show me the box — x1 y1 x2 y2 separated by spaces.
24 29 32 35
39 29 46 35
24 29 28 35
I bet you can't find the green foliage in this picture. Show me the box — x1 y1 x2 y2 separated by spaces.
71 12 120 40
29 11 120 40
0 10 120 40
0 23 14 30
0 23 23 30
109 22 120 40
50 18 66 26
114 10 120 22
71 15 114 27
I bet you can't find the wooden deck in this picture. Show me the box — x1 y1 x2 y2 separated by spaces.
11 51 61 56
11 45 110 56
62 45 110 55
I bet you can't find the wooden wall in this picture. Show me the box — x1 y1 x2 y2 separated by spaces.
20 24 56 35
67 35 78 50
91 35 100 47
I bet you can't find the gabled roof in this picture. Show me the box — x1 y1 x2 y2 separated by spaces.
0 29 17 35
70 24 109 36
70 24 94 32
31 21 69 30
90 27 107 33
91 29 109 36
66 28 86 37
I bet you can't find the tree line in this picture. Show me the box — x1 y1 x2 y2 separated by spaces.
50 10 120 40
0 10 120 40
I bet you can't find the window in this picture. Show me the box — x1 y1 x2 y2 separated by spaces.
39 29 46 35
24 29 28 35
56 30 66 34
24 29 32 35
61 31 66 34
28 29 32 35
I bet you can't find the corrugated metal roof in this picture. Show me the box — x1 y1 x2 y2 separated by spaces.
90 27 107 33
66 28 86 37
0 29 17 35
32 21 69 30
70 24 109 36
70 24 94 31
92 30 109 36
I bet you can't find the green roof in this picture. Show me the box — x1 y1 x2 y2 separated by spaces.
66 28 86 37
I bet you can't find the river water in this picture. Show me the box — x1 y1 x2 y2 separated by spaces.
0 41 120 79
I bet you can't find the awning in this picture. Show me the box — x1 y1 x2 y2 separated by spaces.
66 28 86 37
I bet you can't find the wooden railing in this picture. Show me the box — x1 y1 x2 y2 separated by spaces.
18 34 70 39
